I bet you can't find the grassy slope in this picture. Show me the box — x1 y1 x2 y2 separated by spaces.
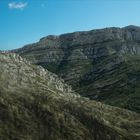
0 53 140 140
0 89 140 140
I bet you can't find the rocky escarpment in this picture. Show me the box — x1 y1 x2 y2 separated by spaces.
13 25 140 113
0 52 140 140
0 52 75 95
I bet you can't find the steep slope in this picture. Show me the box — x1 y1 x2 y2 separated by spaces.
0 52 140 140
13 25 140 113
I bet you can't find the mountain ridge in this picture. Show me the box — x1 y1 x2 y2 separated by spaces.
12 25 140 113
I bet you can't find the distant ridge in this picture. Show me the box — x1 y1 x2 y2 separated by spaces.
13 25 140 113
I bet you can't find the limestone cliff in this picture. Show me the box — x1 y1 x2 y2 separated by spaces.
13 25 140 112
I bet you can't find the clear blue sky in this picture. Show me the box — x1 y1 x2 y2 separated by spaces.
0 0 140 50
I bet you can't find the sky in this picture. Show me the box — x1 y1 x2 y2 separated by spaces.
0 0 140 50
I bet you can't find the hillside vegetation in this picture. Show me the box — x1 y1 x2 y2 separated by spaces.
0 52 140 140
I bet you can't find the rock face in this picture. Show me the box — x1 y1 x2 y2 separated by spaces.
0 52 74 95
0 52 140 140
13 25 140 113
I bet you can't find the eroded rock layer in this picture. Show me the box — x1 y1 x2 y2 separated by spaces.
13 25 140 112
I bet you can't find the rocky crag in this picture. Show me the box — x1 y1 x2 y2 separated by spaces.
13 25 140 113
0 52 140 140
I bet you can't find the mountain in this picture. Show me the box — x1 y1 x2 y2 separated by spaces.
13 25 140 113
0 52 140 140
